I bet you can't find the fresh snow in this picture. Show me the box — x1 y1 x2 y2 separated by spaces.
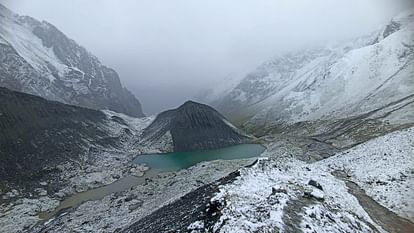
207 9 414 129
0 10 67 77
320 127 414 221
203 127 414 232
0 197 59 233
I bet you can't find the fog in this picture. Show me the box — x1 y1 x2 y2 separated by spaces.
2 0 411 114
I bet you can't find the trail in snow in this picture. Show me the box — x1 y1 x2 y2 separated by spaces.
333 170 414 233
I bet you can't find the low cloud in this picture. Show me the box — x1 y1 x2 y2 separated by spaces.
3 0 411 114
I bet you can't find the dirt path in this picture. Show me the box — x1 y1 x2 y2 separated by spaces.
333 170 414 233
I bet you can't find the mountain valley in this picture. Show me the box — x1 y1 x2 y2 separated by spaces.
0 3 413 233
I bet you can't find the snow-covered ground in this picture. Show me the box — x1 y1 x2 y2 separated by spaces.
320 127 414 221
0 110 155 233
196 127 414 232
0 109 251 233
2 113 412 233
0 197 59 233
29 158 258 233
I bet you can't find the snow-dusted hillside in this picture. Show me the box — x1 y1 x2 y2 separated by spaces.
0 4 144 117
0 91 155 233
209 10 414 130
191 127 414 232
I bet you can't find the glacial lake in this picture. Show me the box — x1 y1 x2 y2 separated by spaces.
132 143 266 172
39 144 265 220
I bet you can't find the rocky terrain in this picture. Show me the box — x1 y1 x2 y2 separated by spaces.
125 127 414 233
0 88 252 233
140 101 249 152
0 4 144 117
0 87 153 200
0 5 413 233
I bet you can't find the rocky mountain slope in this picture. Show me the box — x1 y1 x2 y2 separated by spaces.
206 9 414 145
0 4 144 117
0 87 153 200
139 101 249 152
0 90 252 232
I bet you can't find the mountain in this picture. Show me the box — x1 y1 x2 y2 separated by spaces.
0 87 152 197
140 101 249 152
206 9 414 145
0 4 144 117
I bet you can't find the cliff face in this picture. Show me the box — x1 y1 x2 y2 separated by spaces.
141 101 249 152
0 4 144 117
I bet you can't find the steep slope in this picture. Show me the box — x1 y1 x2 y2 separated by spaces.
0 87 150 197
0 4 144 117
140 101 249 152
0 87 103 184
209 10 414 140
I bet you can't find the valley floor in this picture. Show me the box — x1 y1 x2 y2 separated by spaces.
1 127 413 233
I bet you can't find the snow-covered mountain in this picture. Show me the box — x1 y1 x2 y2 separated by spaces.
208 10 414 132
0 4 144 117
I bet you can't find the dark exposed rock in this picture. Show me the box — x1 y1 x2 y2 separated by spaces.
308 180 323 191
121 171 240 233
272 186 288 195
0 87 126 195
141 101 249 152
303 190 325 202
206 199 225 216
382 21 401 39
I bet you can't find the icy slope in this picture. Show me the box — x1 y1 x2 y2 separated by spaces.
196 127 414 232
0 4 144 117
320 127 414 221
210 10 414 129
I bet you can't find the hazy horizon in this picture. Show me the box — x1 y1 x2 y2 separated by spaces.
2 0 411 114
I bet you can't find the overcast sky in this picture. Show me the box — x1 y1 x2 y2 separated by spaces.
2 0 411 114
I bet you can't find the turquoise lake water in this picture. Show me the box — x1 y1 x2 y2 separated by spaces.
132 144 266 172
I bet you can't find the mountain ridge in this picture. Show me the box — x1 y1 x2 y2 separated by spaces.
0 3 144 117
203 9 414 143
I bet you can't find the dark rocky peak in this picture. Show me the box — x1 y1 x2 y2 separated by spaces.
141 101 248 152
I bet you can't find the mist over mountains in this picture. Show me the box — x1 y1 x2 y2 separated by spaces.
0 2 413 233
0 4 144 117
2 0 411 114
